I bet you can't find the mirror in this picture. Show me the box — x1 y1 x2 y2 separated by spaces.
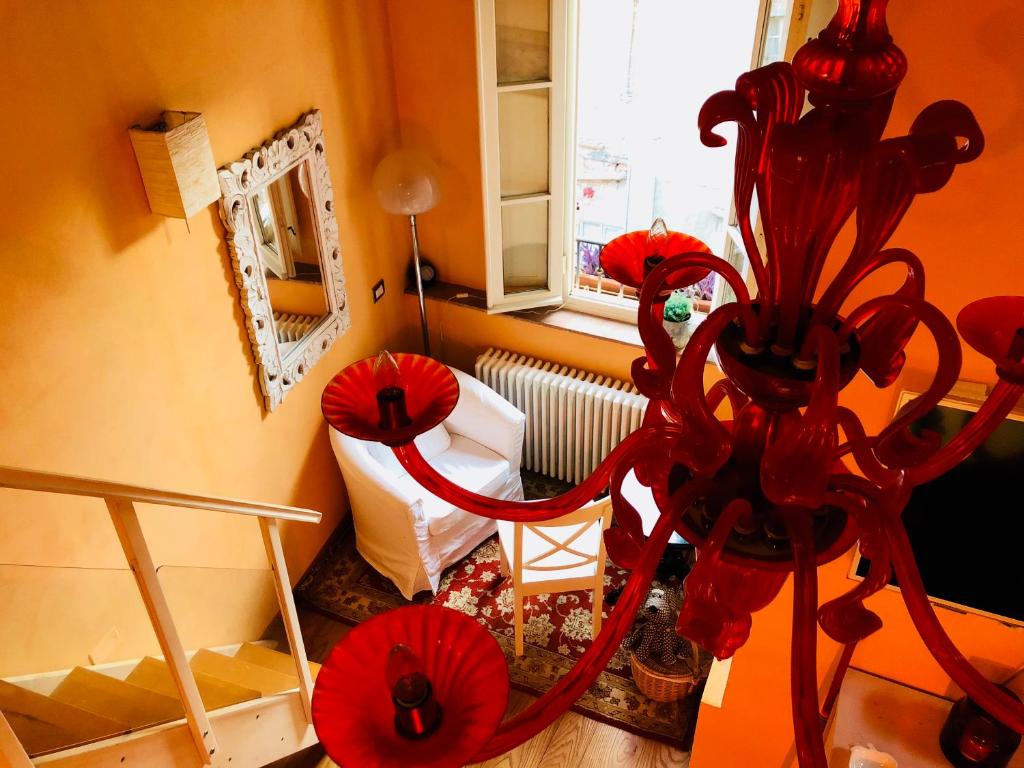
251 162 330 358
218 111 350 411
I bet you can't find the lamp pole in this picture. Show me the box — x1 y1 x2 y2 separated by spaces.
410 214 431 357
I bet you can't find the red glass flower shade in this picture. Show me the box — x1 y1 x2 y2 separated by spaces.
319 1 1024 765
599 220 711 294
321 352 459 446
311 605 509 768
958 296 1024 384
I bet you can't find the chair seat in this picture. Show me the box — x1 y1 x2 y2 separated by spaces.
392 435 510 537
496 520 602 583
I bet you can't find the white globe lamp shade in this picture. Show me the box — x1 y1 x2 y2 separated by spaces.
372 149 441 215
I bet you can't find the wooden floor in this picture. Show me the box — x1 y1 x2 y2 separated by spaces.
265 606 689 768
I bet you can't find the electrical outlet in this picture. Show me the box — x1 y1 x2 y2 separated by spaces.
372 279 385 303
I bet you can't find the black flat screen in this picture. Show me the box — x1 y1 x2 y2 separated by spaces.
854 402 1024 623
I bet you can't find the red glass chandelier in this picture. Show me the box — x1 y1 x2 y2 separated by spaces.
317 2 1024 765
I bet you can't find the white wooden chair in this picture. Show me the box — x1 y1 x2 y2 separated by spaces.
496 498 613 656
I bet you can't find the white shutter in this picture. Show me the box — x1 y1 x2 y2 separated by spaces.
475 0 567 313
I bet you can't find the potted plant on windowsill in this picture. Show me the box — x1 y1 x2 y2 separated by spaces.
663 291 697 348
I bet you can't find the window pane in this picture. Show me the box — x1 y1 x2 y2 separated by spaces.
761 0 791 65
574 1 765 305
501 201 549 294
498 89 549 197
495 0 549 84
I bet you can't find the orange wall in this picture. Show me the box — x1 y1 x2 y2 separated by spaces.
385 1 1024 765
0 0 410 673
690 2 1024 766
387 0 488 290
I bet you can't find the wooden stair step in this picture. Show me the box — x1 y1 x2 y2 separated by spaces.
125 657 260 711
190 648 299 696
50 666 183 730
234 642 321 681
0 678 127 757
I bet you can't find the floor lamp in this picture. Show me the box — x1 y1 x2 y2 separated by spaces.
372 149 441 357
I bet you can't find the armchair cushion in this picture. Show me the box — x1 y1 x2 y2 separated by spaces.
445 368 526 474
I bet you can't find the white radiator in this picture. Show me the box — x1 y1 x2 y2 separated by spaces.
273 311 321 343
475 348 649 484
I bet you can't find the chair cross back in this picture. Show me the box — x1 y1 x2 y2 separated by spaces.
521 517 603 571
498 497 614 656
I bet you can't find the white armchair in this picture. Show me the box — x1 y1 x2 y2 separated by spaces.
329 367 526 599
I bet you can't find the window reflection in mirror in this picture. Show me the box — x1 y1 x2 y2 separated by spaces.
251 160 330 358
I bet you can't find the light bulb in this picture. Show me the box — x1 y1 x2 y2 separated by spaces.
373 350 404 390
373 351 412 431
648 217 669 245
644 217 670 276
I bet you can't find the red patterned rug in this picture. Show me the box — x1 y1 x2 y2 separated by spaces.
296 507 705 748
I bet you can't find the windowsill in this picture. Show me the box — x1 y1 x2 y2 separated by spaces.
405 281 643 348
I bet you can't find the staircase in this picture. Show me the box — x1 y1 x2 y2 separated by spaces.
1 642 321 764
0 466 323 768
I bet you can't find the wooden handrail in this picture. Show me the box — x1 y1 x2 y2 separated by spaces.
0 466 321 523
107 498 217 763
0 463 321 764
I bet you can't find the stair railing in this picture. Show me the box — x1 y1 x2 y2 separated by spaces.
0 465 322 766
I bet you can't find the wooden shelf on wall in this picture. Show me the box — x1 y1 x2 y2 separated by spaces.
405 280 487 310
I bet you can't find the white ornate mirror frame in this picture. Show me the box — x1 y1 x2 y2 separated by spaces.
218 110 350 411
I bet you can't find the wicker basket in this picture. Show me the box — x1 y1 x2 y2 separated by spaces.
630 641 705 703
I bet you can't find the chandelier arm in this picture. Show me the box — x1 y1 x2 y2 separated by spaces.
609 457 645 542
905 379 1024 486
737 197 769 302
785 511 829 768
817 492 890 644
669 304 753 475
649 470 717 544
834 408 901 485
633 253 757 408
735 63 805 326
826 296 962 467
470 498 681 760
698 88 770 302
391 425 684 522
635 254 718 397
604 448 673 568
706 378 749 417
641 253 757 341
881 508 1024 733
811 247 924 329
815 103 980 332
819 641 858 724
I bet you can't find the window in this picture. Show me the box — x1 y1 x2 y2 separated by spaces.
476 0 814 319
475 0 568 313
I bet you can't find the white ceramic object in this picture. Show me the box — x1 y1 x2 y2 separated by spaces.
849 744 898 768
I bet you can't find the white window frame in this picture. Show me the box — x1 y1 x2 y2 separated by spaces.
475 0 568 314
475 0 815 321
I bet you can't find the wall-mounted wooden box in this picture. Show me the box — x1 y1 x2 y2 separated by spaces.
129 111 219 219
